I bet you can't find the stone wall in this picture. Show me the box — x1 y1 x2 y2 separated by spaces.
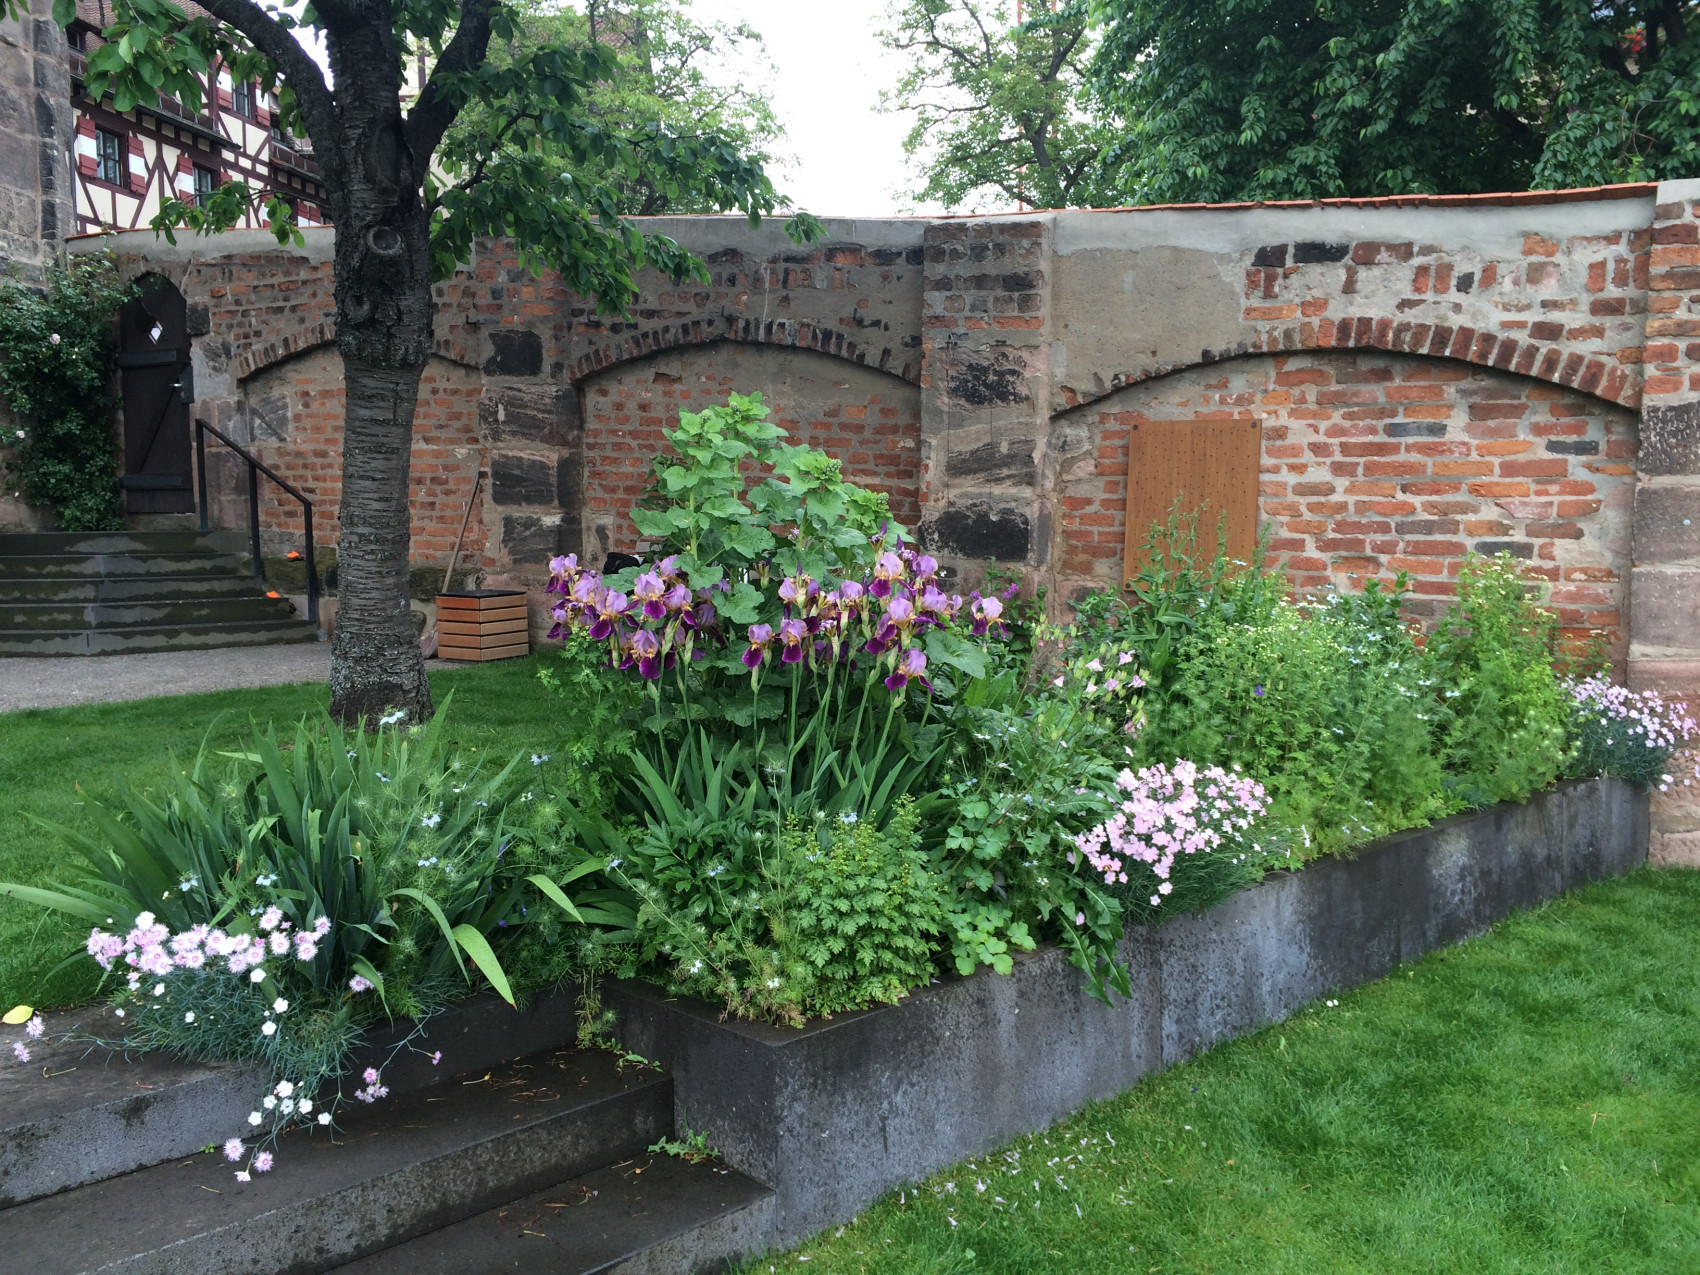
0 0 71 282
46 182 1700 849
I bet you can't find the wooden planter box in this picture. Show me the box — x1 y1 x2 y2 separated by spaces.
435 589 529 662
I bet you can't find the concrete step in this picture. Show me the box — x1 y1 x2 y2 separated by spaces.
0 531 251 557
0 552 247 581
332 1152 774 1275
1 596 298 630
0 1048 673 1275
0 618 319 655
0 574 267 604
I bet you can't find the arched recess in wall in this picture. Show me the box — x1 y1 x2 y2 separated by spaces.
1050 348 1639 654
573 340 923 562
235 344 489 565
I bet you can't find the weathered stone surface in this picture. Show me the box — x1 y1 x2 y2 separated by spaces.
1629 567 1700 648
483 328 544 378
1639 401 1700 475
501 512 560 564
478 383 579 446
1632 483 1700 562
490 452 555 507
922 503 1032 561
943 436 1038 485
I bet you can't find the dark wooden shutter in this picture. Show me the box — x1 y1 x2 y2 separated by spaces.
1121 419 1262 583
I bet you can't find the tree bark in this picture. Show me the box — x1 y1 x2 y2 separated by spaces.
320 20 435 725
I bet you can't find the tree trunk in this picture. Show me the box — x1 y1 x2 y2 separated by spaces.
321 26 435 725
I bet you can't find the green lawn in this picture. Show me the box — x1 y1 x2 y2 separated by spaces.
0 654 569 1008
746 868 1700 1274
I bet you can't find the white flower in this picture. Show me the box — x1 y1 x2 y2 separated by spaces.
298 1098 312 1114
184 1011 195 1024
279 1099 295 1115
378 709 406 726
317 1112 332 1125
275 1080 295 1097
261 1021 277 1037
420 812 442 829
14 429 23 439
113 1008 124 1018
249 968 266 984
248 1111 263 1126
234 1171 251 1182
152 983 165 997
263 1095 277 1110
272 998 289 1014
49 333 60 345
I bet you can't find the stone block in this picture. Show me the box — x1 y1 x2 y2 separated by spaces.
1650 830 1700 867
478 383 578 446
490 452 555 507
482 328 543 378
501 512 560 564
1639 400 1700 476
1632 484 1700 562
943 436 1037 485
1630 567 1700 649
921 503 1031 562
941 347 1030 406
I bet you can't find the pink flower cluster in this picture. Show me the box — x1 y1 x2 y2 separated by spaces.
1072 760 1268 906
354 1066 389 1104
86 909 331 989
546 538 1014 695
1567 676 1698 752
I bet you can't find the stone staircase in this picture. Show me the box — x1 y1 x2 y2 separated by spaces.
0 997 773 1274
0 531 319 655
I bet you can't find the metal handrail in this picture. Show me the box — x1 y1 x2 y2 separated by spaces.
194 418 318 625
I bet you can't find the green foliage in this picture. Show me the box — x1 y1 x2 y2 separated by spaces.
450 0 783 217
1424 555 1571 807
1136 579 1449 856
770 802 947 1016
879 0 1117 210
0 255 130 530
1 703 620 1017
1087 0 1700 205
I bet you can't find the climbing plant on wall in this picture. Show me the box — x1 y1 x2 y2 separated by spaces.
0 255 132 532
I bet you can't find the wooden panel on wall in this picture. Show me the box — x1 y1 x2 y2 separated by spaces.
1122 419 1262 583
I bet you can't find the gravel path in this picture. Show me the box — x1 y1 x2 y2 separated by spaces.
0 645 475 713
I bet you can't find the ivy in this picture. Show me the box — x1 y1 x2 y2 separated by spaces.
0 256 133 532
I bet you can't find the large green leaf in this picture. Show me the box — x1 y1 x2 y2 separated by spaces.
450 924 515 1007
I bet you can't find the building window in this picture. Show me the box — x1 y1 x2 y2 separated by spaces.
231 78 252 117
193 165 219 206
95 128 124 186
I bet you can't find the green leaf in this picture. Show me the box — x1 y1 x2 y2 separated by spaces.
526 872 586 923
451 923 515 1007
391 886 467 980
924 628 986 680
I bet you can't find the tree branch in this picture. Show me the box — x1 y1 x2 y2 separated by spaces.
197 0 336 144
407 0 498 165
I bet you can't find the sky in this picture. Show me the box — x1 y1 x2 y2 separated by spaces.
688 0 942 219
289 2 939 219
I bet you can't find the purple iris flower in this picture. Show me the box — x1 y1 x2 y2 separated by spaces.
778 577 802 607
633 571 667 620
779 617 809 663
870 552 905 598
915 554 938 579
656 554 680 579
1253 684 1266 697
588 591 628 641
886 646 928 692
743 623 775 669
629 628 663 680
663 582 692 613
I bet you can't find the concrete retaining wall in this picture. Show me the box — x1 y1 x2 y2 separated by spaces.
608 776 1649 1247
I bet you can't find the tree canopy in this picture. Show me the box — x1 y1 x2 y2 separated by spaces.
1086 0 1700 204
448 0 785 217
880 0 1116 210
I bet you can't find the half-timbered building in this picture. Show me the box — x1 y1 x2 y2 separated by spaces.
66 0 330 236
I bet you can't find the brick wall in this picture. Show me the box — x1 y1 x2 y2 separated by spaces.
1058 351 1637 659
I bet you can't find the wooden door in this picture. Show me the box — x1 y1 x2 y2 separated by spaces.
1121 419 1262 583
117 275 194 514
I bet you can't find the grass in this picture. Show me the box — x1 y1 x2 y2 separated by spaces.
0 654 570 1009
745 868 1700 1274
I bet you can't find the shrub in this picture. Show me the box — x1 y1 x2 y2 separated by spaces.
1129 576 1447 855
769 801 946 1017
0 255 130 531
1424 554 1571 806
